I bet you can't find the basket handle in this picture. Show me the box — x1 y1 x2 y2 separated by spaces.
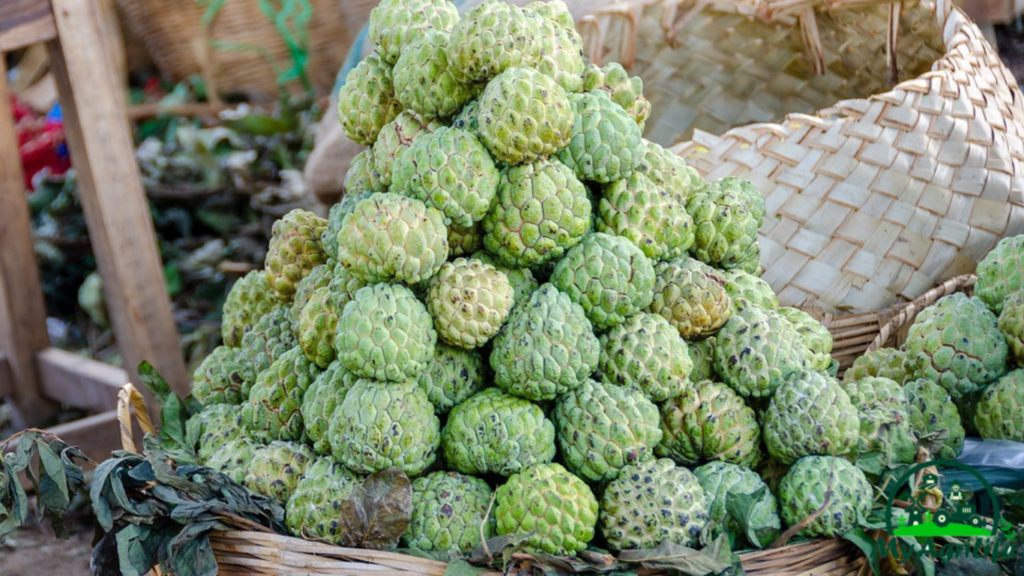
117 383 156 453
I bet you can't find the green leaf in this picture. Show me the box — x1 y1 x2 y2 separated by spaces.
0 456 29 542
138 361 173 400
725 486 780 550
117 525 155 576
168 521 221 576
841 528 881 575
443 560 488 576
618 533 742 575
337 467 413 550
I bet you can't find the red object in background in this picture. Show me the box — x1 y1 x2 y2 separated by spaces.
11 95 71 190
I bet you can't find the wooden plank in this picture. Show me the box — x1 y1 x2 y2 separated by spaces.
46 0 190 399
0 0 56 52
36 347 126 412
0 57 55 428
0 353 10 397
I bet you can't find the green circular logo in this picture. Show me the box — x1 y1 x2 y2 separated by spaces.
884 460 1003 539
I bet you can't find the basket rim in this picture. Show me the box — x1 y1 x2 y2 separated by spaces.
864 273 977 353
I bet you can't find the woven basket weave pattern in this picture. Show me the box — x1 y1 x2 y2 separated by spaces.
580 0 1024 317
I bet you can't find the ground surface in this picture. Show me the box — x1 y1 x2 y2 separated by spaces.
0 523 93 576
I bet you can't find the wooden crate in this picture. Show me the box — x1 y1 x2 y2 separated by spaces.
0 0 189 459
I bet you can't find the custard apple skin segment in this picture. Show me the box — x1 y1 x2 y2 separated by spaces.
443 387 556 476
476 67 573 165
190 404 247 462
721 269 778 311
999 292 1024 364
905 379 965 459
447 0 542 84
647 259 731 339
778 307 833 372
550 232 656 331
976 235 1024 315
372 111 443 188
656 379 762 467
264 209 329 300
343 150 386 196
243 346 322 443
204 437 258 484
323 193 376 262
448 223 484 257
471 250 539 307
778 456 872 538
581 62 650 131
557 91 644 184
903 293 1009 399
192 346 246 406
597 172 694 262
368 0 458 65
336 283 437 382
555 379 663 483
481 159 592 268
686 177 765 271
600 458 710 550
528 4 585 92
842 376 918 466
694 461 781 548
417 342 486 414
688 338 717 382
337 192 449 285
495 463 598 555
490 283 599 401
328 379 440 476
221 270 285 347
285 459 362 544
974 369 1024 442
289 263 333 324
842 347 907 385
244 441 315 503
295 286 345 368
713 305 811 399
302 361 360 455
337 54 403 146
402 471 496 559
392 127 499 228
426 257 514 349
393 31 474 119
238 308 298 395
636 140 698 205
598 312 693 402
763 371 860 465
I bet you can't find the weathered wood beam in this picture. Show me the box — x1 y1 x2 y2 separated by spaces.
0 0 56 52
36 348 127 413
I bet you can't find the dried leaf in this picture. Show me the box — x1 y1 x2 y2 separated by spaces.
0 455 28 541
467 532 536 565
443 560 489 576
617 534 741 576
337 468 412 550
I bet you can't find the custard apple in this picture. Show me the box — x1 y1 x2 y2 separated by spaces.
481 159 591 268
302 361 360 455
689 338 717 382
285 458 362 544
373 111 443 187
322 192 375 262
343 150 386 195
636 140 698 205
192 346 245 406
904 379 965 459
763 371 860 465
221 270 285 347
550 232 656 330
265 209 328 300
843 376 918 467
426 258 513 348
244 441 315 502
778 307 833 372
392 127 499 227
368 0 458 65
721 268 778 311
686 177 765 272
495 463 598 555
557 91 643 183
238 307 298 393
581 62 650 131
190 403 246 461
713 305 811 399
471 250 538 306
842 347 907 384
328 379 440 476
337 193 449 284
999 291 1024 364
597 172 694 261
393 31 474 119
647 259 731 339
903 293 1009 399
336 283 437 382
600 459 709 550
555 379 663 483
976 235 1024 315
448 0 542 84
289 263 333 324
337 54 403 146
417 342 486 414
295 286 345 368
403 471 495 559
528 3 585 92
656 379 762 467
694 461 781 548
974 369 1024 442
443 387 556 475
477 67 573 164
205 437 257 484
778 456 872 538
448 223 484 257
598 312 692 401
243 346 321 443
490 283 599 401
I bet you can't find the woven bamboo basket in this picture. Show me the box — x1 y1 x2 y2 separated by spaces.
578 0 1024 368
114 384 866 576
864 273 977 352
114 0 370 97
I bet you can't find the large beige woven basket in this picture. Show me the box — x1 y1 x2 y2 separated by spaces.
115 0 368 97
580 0 1024 318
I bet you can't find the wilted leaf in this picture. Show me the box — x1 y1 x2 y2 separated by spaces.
618 534 740 576
468 532 535 565
168 521 221 576
116 525 156 576
443 560 488 576
725 486 780 549
0 456 28 541
530 550 623 573
841 528 881 576
338 468 412 550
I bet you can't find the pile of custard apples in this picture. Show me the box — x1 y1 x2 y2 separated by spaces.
180 0 928 560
